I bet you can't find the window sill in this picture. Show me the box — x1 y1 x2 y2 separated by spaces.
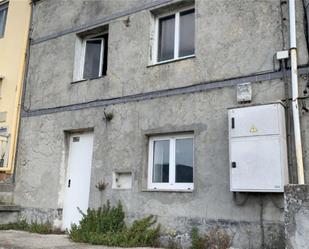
142 188 194 193
71 76 106 84
71 79 87 84
147 54 195 68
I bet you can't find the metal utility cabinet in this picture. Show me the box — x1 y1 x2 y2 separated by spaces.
228 103 288 192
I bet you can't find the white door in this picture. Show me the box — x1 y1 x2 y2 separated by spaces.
62 132 94 230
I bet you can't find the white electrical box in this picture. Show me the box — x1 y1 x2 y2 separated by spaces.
228 103 288 192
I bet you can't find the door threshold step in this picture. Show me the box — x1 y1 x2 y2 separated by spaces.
0 184 14 192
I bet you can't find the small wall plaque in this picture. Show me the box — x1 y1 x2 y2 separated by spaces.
237 83 252 103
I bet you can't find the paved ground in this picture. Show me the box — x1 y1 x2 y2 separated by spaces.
0 230 160 249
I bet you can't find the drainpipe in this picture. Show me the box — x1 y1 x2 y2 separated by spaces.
289 0 305 184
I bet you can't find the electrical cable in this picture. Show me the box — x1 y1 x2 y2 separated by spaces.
271 197 284 210
302 0 309 62
233 192 249 206
259 194 265 249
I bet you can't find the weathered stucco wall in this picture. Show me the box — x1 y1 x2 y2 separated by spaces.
15 79 289 248
12 0 309 248
24 0 308 110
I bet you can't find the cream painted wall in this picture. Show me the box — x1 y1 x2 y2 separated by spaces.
0 0 31 172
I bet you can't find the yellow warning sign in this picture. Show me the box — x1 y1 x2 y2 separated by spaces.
250 125 258 133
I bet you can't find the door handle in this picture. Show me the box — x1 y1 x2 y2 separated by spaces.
231 118 235 129
231 162 236 168
68 179 71 188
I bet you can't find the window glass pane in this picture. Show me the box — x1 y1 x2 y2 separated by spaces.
179 9 195 57
0 135 8 167
0 5 8 37
153 140 170 183
158 15 175 62
83 40 102 79
175 138 193 183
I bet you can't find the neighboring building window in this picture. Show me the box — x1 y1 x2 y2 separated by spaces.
0 2 8 37
155 8 195 63
74 32 108 81
0 128 9 168
0 78 3 97
148 134 194 190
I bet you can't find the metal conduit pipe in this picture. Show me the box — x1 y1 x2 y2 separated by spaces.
289 0 305 184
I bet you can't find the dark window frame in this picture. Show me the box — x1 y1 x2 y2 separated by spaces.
82 33 108 80
0 2 9 38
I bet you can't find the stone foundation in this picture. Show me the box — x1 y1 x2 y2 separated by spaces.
15 207 285 249
285 184 309 249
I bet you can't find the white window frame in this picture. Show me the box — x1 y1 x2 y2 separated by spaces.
148 133 194 191
74 32 106 81
153 6 195 64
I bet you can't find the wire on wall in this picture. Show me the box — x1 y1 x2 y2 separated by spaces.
233 192 249 206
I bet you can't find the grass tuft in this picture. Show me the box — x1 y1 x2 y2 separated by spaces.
0 219 63 234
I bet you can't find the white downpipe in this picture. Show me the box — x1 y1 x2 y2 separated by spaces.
289 0 305 184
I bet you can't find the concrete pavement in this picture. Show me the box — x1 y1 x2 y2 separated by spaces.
0 230 160 249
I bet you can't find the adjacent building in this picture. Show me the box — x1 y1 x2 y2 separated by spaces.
1 0 309 248
0 0 31 179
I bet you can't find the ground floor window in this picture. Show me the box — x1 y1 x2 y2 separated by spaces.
148 133 194 190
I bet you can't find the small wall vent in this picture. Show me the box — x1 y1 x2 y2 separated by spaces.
112 171 132 189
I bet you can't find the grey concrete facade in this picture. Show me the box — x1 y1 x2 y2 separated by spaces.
9 0 309 248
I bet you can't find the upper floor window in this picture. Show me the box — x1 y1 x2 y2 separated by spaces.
73 29 108 82
148 133 194 191
155 7 195 63
83 34 108 79
0 2 8 38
